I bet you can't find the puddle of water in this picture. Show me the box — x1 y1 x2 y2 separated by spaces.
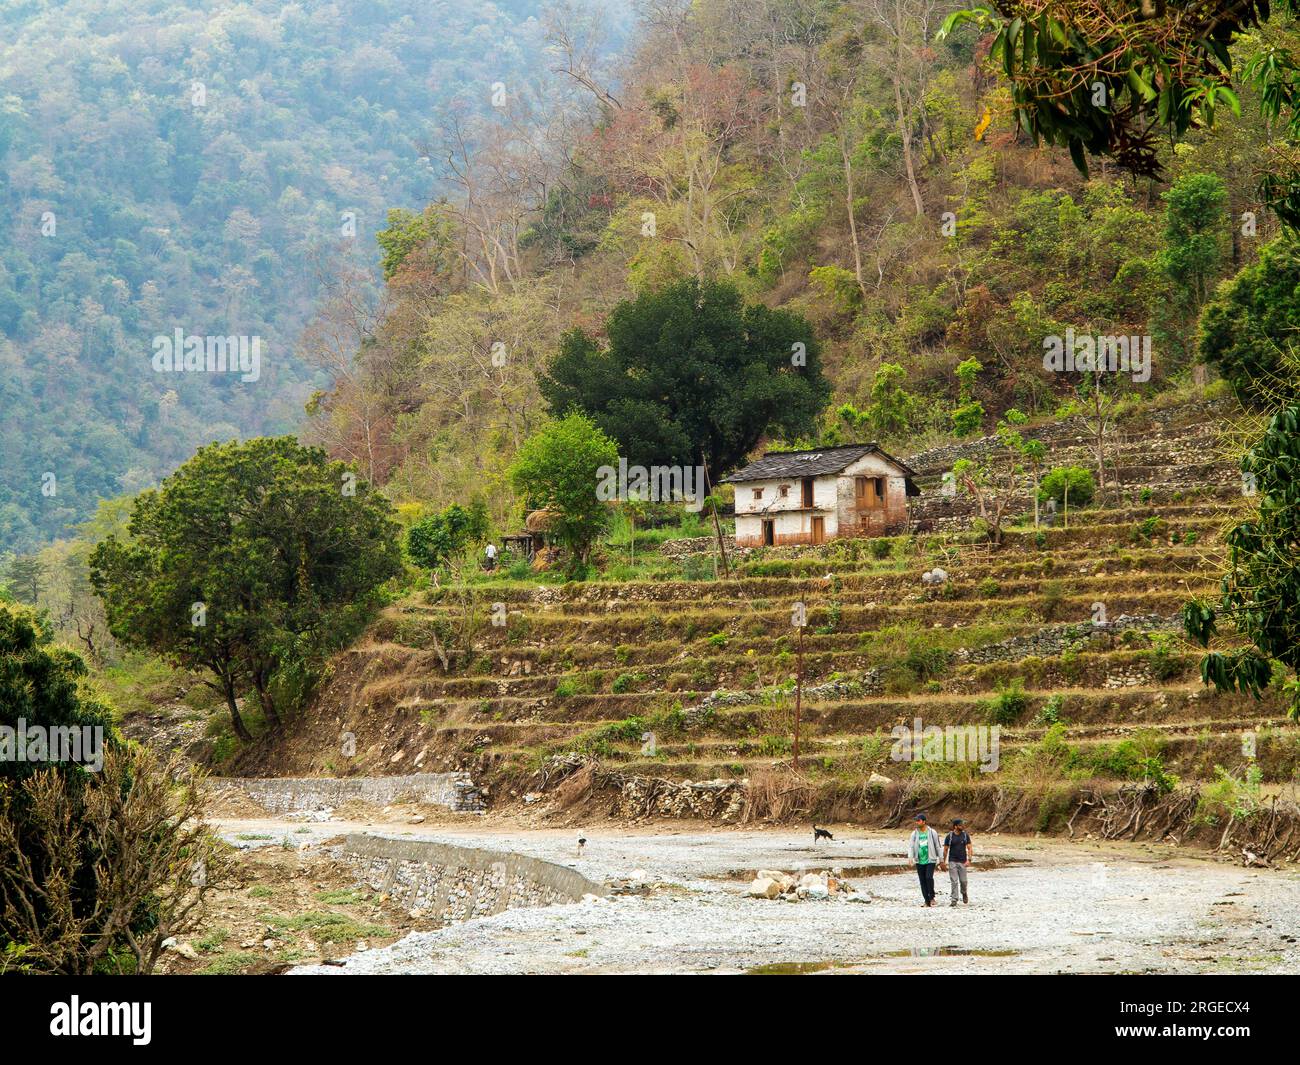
747 947 1021 973
746 960 856 975
879 946 1021 958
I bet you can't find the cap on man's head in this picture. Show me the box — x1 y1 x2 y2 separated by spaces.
952 818 964 825
914 813 927 821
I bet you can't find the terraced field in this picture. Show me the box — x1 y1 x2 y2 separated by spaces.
243 397 1300 854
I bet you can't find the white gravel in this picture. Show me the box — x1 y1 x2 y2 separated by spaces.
203 819 1300 975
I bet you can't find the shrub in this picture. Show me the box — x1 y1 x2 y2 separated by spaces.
1195 764 1263 825
0 745 231 974
407 500 489 572
982 678 1029 725
1131 515 1168 542
1033 693 1066 726
903 645 952 682
611 672 642 694
1038 466 1096 507
1148 634 1182 681
1039 579 1067 621
680 555 714 581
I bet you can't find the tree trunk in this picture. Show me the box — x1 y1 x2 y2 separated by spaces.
892 48 924 216
220 677 253 743
251 670 283 730
841 135 869 298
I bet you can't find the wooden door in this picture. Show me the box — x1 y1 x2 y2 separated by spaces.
811 516 825 544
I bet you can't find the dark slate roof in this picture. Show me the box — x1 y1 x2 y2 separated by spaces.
721 443 918 483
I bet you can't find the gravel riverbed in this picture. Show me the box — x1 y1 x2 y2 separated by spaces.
210 818 1300 975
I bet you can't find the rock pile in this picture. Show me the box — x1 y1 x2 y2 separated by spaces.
613 775 746 821
742 869 870 904
953 613 1178 666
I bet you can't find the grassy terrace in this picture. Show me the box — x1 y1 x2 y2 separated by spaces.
261 401 1295 835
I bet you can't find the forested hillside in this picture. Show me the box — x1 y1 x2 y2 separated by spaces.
0 0 628 551
304 0 1284 526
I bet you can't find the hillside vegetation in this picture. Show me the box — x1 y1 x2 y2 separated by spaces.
0 0 628 551
301 0 1284 524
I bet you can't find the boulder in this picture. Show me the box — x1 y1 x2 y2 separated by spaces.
162 938 198 960
744 877 783 899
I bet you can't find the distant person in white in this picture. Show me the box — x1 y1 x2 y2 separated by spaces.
484 542 498 571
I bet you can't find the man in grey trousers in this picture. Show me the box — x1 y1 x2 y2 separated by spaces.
941 818 973 906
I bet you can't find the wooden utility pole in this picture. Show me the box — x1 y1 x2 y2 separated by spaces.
703 458 730 579
793 604 805 769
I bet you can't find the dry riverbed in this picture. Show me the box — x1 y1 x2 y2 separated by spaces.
201 814 1300 975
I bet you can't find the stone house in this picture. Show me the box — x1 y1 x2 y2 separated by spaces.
722 443 919 547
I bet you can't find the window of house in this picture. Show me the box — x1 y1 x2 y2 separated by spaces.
753 488 763 500
779 485 789 498
855 476 886 508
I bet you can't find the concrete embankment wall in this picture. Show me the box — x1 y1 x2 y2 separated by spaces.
339 834 604 923
213 772 483 813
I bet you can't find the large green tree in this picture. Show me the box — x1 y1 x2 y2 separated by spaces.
1160 173 1227 312
538 278 831 475
1199 235 1300 407
0 602 118 786
407 500 490 573
1184 405 1300 718
509 415 619 572
90 438 401 741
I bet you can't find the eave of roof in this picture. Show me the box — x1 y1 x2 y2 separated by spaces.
721 442 918 483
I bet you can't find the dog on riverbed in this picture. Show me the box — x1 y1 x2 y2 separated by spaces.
813 826 834 843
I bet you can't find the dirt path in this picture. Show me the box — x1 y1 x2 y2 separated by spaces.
208 815 1300 975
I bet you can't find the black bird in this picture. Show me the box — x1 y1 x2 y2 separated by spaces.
813 825 834 843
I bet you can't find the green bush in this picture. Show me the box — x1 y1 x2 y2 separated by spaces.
1033 693 1066 726
903 645 952 682
1148 635 1182 681
1038 466 1095 507
611 672 641 694
407 500 489 571
981 678 1029 725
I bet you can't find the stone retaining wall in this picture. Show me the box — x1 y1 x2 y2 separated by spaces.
338 833 603 922
214 772 484 814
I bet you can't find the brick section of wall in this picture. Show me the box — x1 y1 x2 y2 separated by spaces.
338 833 604 923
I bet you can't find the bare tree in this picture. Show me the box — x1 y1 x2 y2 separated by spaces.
0 749 233 975
544 0 624 112
860 0 939 218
